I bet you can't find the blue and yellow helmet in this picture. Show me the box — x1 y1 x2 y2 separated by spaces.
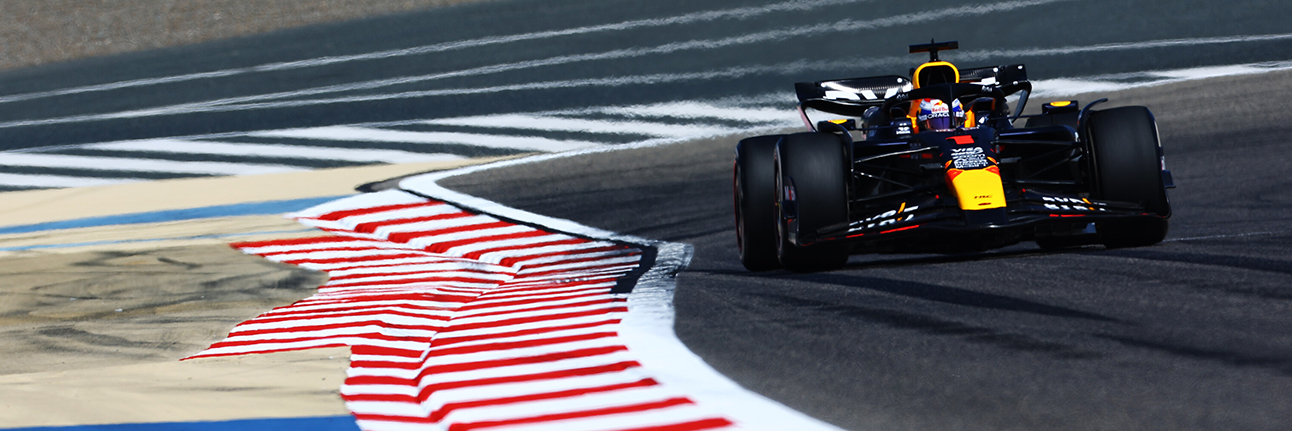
917 98 964 132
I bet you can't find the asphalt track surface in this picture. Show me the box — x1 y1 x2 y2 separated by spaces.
2 0 1291 430
442 73 1292 430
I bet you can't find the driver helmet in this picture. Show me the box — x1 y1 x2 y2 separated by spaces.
917 98 965 132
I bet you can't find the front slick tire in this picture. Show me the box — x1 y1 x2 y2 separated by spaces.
774 133 849 272
734 135 783 271
1086 106 1171 248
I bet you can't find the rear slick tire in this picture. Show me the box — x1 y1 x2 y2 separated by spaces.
734 135 782 271
774 133 849 272
1085 106 1171 248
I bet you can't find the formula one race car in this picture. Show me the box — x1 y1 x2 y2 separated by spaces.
733 40 1175 272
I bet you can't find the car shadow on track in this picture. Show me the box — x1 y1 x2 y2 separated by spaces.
790 272 1120 323
689 245 1128 323
836 246 1095 271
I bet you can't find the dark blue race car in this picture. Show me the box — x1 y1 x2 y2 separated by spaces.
733 41 1175 272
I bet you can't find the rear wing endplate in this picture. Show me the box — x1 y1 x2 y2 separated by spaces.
959 64 1030 95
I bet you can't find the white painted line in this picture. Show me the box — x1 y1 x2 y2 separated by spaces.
79 139 463 164
287 189 429 219
195 337 428 357
239 240 426 255
958 33 1292 62
0 153 306 176
250 0 871 73
1031 61 1292 97
1164 230 1290 242
430 313 618 341
169 51 1292 119
191 0 1067 107
515 256 642 275
428 386 690 425
269 248 439 261
440 234 576 257
431 405 722 431
248 126 602 152
73 66 803 120
231 314 447 335
329 263 510 278
328 205 462 228
400 225 537 248
0 0 1070 130
301 257 467 272
580 102 797 123
0 70 247 105
333 214 499 235
0 172 144 189
5 47 1279 136
0 0 870 105
475 242 626 266
423 114 739 138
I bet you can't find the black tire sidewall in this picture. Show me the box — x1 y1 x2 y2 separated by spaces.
774 132 849 271
1087 106 1170 216
1086 106 1171 247
734 135 782 271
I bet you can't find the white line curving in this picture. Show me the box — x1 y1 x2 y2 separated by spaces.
81 139 463 164
423 114 741 138
0 172 144 189
0 152 306 175
0 0 873 105
248 126 603 152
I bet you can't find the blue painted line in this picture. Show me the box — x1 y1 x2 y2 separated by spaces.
0 196 349 235
1 415 360 431
0 228 321 252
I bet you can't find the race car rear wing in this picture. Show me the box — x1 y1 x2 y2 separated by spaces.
794 75 912 117
795 64 1032 120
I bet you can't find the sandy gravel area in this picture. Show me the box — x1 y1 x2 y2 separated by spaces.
0 346 354 427
0 0 487 71
0 158 508 426
0 243 328 376
0 242 354 427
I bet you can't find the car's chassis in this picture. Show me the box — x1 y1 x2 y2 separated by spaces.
809 125 1162 253
734 41 1175 272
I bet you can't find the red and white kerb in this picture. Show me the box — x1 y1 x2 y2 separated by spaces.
188 191 733 431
